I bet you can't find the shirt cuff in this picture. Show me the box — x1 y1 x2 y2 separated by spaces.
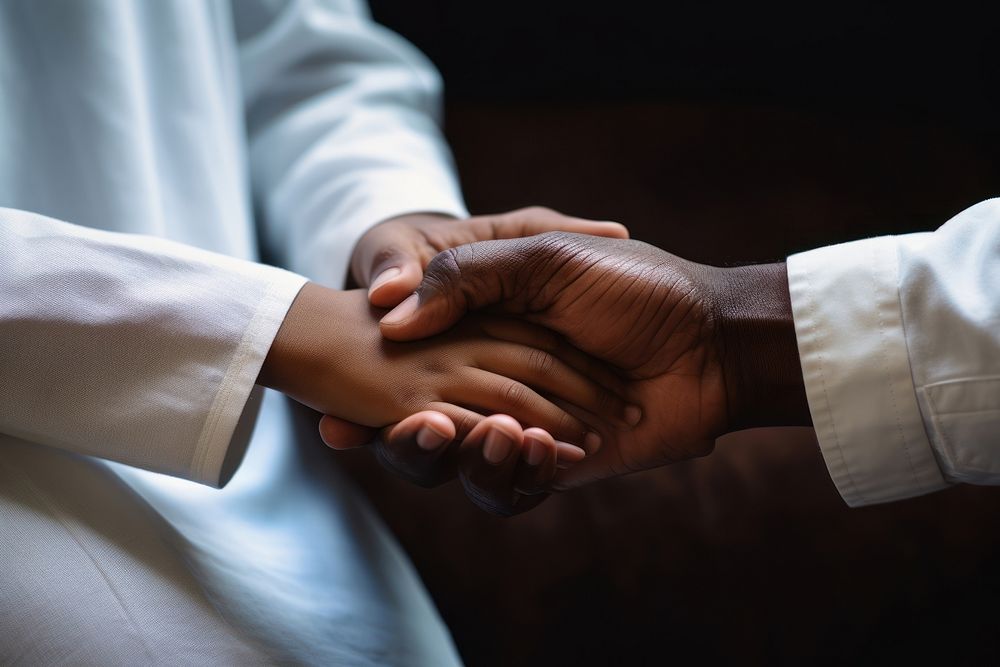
188 268 307 487
787 235 949 506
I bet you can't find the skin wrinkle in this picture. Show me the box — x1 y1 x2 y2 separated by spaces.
609 290 660 368
630 284 676 369
611 267 649 313
525 245 578 314
557 262 622 317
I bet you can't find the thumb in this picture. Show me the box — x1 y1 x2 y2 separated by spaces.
366 248 426 309
379 240 517 341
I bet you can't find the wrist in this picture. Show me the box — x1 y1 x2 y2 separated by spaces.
258 282 346 403
712 262 812 432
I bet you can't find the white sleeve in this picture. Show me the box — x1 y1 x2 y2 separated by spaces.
787 198 1000 506
235 0 469 288
0 208 306 486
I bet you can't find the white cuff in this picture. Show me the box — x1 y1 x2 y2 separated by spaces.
787 236 948 506
189 268 307 486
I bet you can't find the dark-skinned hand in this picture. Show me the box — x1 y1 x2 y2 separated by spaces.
378 232 811 490
319 209 630 514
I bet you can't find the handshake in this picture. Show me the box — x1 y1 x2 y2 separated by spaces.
258 207 812 515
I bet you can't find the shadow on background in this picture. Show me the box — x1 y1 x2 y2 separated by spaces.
338 2 1000 665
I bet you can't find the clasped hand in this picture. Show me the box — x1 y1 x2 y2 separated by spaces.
266 207 804 516
261 207 636 515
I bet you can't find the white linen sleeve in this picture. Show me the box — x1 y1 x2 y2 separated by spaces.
787 198 1000 506
235 0 469 288
0 208 306 486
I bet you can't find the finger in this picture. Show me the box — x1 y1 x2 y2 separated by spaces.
378 232 614 343
357 225 427 307
379 240 517 341
318 415 378 450
513 428 558 496
425 401 488 440
368 259 425 309
444 368 601 453
478 206 630 240
373 410 458 488
474 343 634 427
551 444 629 491
541 394 620 467
464 415 587 469
556 441 587 466
477 317 630 398
457 416 541 516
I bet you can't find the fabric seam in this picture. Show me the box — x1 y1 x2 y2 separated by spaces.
189 276 298 482
873 239 920 483
799 263 864 504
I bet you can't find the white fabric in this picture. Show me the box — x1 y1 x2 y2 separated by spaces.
0 0 467 663
239 0 468 285
0 208 306 486
0 438 270 665
788 199 1000 507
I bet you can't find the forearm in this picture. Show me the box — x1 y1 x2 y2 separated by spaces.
712 262 813 432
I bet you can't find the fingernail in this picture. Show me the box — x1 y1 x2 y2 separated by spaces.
381 293 419 325
524 436 546 466
416 425 448 451
584 431 602 453
483 429 513 464
368 267 401 296
555 441 586 463
624 404 642 427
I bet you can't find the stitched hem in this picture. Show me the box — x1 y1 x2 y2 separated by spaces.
788 235 947 507
188 270 307 486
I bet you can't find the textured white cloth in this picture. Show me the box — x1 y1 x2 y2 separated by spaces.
0 208 306 486
789 199 1000 507
0 0 467 664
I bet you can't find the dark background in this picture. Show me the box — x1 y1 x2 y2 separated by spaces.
341 2 1000 665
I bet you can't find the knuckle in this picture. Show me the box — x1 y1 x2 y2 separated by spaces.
452 411 480 438
371 245 402 271
527 348 556 376
557 411 584 440
499 380 529 408
420 244 496 308
421 246 463 292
